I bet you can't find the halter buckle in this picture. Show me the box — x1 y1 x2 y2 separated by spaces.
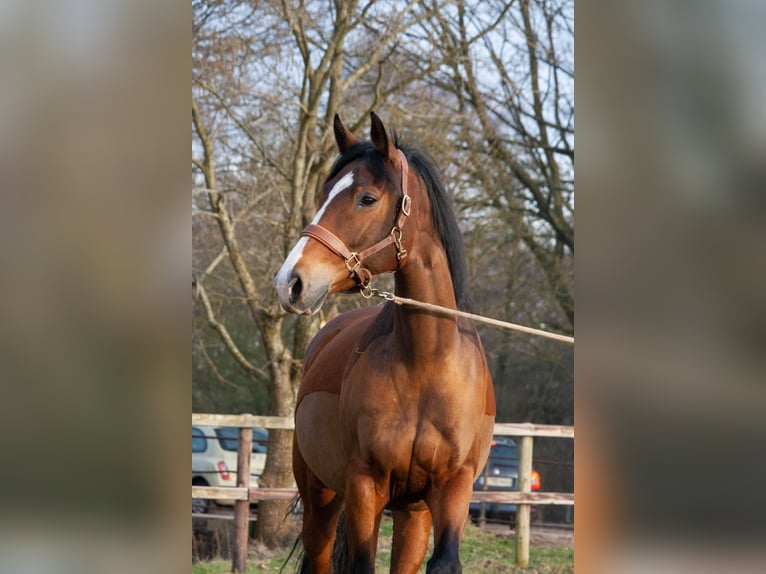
344 252 362 276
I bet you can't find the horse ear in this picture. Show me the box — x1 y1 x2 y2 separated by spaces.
370 111 397 162
333 114 359 153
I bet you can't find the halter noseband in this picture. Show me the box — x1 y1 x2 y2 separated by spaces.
301 149 411 289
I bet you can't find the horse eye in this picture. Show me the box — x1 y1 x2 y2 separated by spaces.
359 194 378 207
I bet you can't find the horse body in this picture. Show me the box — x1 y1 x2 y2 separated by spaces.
276 112 495 573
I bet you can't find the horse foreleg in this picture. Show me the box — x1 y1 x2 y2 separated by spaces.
294 441 342 574
390 508 432 574
425 468 475 574
343 471 388 573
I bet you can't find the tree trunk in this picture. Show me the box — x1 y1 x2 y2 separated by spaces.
254 310 317 546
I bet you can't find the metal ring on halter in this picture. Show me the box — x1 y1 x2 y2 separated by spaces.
356 267 372 289
360 285 373 299
400 194 411 217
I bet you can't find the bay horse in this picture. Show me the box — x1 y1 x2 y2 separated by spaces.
274 112 495 573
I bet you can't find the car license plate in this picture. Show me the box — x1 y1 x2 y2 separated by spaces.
487 476 513 487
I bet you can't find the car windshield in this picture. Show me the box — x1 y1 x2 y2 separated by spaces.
214 427 269 453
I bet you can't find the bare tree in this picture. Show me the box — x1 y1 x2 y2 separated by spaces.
417 0 574 328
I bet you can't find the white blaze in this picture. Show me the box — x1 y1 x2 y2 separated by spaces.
311 171 354 225
274 171 355 288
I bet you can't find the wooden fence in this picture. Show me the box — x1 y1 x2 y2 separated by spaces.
192 413 574 571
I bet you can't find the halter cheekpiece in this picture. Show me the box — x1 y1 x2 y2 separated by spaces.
301 149 411 289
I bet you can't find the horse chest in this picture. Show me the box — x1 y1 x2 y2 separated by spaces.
357 419 474 501
347 383 479 476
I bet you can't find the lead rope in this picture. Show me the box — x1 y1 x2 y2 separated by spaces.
364 288 575 344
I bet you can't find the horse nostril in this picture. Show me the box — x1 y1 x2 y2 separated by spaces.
288 275 303 305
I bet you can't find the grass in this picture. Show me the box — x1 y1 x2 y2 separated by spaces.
192 516 573 573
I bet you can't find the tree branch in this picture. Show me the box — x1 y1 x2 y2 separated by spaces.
194 280 264 378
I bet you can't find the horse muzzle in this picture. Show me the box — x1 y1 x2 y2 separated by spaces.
274 267 329 316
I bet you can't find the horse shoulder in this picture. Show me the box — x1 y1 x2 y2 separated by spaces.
299 305 384 405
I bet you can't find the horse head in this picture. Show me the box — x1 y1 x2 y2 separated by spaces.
275 112 415 315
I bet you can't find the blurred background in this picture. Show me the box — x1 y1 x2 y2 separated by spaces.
0 0 764 572
0 1 188 572
577 0 766 572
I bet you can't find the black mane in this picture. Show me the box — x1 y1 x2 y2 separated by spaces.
326 139 472 312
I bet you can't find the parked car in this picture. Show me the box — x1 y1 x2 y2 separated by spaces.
192 425 268 513
469 437 541 524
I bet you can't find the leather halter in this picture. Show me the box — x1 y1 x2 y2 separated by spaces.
301 149 412 289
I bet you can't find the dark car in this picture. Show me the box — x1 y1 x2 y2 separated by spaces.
469 437 541 524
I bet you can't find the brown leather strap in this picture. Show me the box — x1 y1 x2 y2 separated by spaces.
301 224 354 261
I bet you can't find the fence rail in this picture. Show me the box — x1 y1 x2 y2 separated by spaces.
191 485 575 504
192 413 295 429
191 413 573 571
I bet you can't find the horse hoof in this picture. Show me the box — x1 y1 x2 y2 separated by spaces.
426 557 462 574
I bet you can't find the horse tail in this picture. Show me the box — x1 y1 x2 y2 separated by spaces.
280 495 306 574
279 534 305 574
283 497 350 573
284 530 343 574
299 553 310 574
331 511 352 573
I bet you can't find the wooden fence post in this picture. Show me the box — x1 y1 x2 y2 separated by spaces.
515 435 533 568
232 427 252 573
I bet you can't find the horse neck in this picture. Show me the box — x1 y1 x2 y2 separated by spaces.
392 229 461 360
